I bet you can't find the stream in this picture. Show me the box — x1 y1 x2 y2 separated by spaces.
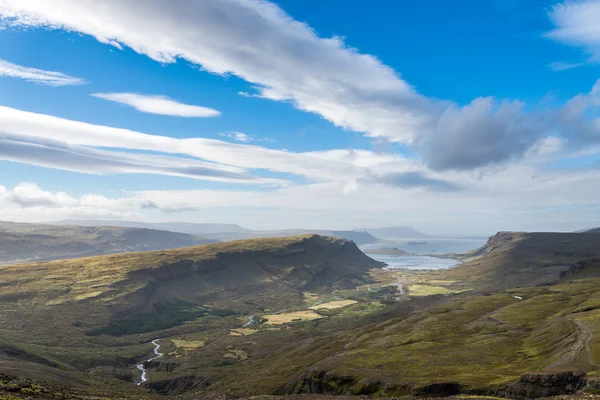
136 339 163 385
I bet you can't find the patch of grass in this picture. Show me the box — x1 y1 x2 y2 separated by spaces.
407 284 460 297
223 349 248 361
309 299 357 310
230 328 258 336
262 310 323 324
172 338 207 352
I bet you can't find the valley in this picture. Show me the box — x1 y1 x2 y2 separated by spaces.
1 232 600 400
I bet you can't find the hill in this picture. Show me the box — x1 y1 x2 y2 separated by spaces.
580 228 600 233
3 231 600 399
262 230 380 244
0 221 216 264
51 219 251 235
0 235 382 395
357 226 426 238
445 231 600 289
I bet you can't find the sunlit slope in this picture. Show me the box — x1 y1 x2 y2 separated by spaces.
446 232 600 289
0 234 382 389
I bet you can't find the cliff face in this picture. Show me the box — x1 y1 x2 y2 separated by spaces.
451 231 600 290
467 231 525 258
116 235 384 310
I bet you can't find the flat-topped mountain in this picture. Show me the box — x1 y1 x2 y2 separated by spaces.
0 221 217 265
0 234 383 393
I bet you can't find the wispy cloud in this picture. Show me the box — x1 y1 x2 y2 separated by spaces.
91 92 220 117
0 58 85 86
547 61 585 71
0 105 382 182
0 132 283 185
219 131 276 143
1 0 600 176
547 0 600 63
220 132 254 142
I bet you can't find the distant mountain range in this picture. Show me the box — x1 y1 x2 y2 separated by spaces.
357 226 426 238
577 227 600 233
50 220 385 244
52 220 252 235
0 221 216 264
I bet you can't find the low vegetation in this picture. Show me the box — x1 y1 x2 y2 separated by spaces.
1 231 600 399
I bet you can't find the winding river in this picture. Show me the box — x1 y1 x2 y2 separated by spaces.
136 339 163 385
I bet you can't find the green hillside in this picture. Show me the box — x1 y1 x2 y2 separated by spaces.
2 232 600 399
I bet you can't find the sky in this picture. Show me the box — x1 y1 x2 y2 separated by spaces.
0 0 599 236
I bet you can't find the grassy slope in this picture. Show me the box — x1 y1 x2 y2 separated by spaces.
0 235 382 395
182 232 600 395
0 221 216 264
2 231 600 398
444 232 600 290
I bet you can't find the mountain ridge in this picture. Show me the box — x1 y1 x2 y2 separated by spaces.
0 221 217 265
48 219 382 244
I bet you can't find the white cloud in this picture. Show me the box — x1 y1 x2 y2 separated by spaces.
5 153 599 234
0 131 283 185
220 132 254 142
0 105 411 183
547 61 585 71
91 92 220 117
547 0 600 62
0 58 84 86
3 0 596 171
0 0 439 159
5 183 78 207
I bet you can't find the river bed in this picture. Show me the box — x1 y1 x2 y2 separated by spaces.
136 339 163 385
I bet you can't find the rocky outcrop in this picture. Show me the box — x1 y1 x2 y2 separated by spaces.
282 370 413 397
144 359 178 373
414 382 462 397
559 259 600 281
469 231 523 258
284 370 359 395
505 371 586 399
145 374 209 395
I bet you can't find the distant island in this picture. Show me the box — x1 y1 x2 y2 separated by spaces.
357 226 426 239
365 247 413 256
407 241 428 245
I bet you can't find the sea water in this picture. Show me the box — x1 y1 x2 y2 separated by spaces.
361 237 487 270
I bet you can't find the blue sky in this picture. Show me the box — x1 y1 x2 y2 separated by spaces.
0 0 599 235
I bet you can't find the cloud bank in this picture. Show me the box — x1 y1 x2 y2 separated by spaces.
0 0 569 171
